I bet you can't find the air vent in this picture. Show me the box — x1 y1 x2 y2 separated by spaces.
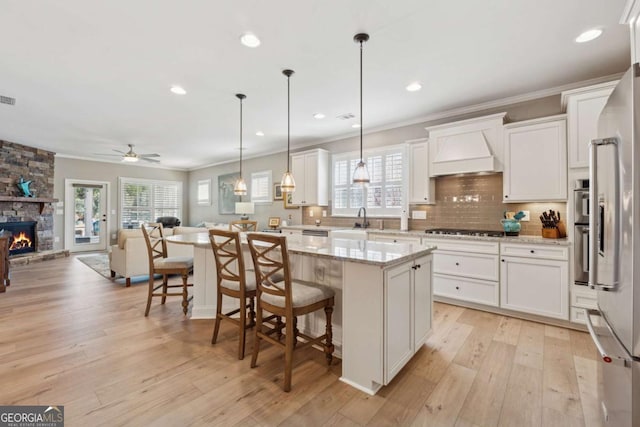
336 113 355 120
0 95 16 106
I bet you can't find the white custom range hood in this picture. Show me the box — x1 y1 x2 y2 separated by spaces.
426 112 507 176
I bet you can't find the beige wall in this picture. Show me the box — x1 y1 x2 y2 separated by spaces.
188 152 303 230
53 157 188 250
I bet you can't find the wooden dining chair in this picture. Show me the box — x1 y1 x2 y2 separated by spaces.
229 220 258 232
246 233 335 392
141 223 193 316
208 229 257 359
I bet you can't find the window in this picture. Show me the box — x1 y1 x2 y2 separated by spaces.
197 179 211 205
332 144 407 217
251 170 272 203
119 178 182 228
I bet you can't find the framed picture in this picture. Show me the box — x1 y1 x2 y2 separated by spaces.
268 217 281 228
218 172 240 214
273 184 283 200
284 192 299 209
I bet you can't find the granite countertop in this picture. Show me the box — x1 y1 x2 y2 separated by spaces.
280 225 351 231
167 232 435 267
372 230 571 246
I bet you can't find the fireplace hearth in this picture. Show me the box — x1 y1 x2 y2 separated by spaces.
0 221 37 256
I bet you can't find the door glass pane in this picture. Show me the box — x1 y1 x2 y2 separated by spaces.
74 186 103 245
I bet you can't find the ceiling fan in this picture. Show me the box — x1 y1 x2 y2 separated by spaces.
98 144 160 163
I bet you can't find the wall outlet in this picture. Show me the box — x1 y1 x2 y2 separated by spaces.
412 210 427 220
520 210 530 221
111 233 116 240
54 236 60 243
309 209 314 217
322 210 327 217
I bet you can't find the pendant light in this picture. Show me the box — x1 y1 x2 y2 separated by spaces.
352 33 370 184
233 93 248 196
280 69 296 193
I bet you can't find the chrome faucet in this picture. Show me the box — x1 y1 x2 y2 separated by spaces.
356 207 369 228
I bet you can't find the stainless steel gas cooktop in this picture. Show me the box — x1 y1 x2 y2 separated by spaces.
424 228 504 237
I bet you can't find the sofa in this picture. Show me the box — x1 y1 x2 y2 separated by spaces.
109 225 222 286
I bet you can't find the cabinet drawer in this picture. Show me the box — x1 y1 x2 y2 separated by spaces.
571 287 597 308
500 243 568 260
370 234 422 245
433 274 499 306
423 239 499 254
433 251 499 281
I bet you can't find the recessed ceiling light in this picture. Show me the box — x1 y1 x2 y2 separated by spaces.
406 82 422 92
575 29 603 43
313 113 326 119
240 33 261 48
255 131 264 136
170 85 186 95
352 123 361 128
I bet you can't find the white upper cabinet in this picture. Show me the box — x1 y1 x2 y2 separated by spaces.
561 81 617 169
408 139 435 204
290 149 329 206
503 115 567 202
426 113 506 176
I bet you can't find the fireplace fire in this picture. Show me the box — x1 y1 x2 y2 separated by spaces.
0 221 37 256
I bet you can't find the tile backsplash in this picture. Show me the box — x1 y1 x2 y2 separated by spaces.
302 173 566 236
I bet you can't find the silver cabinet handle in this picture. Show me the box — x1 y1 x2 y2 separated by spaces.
589 137 620 291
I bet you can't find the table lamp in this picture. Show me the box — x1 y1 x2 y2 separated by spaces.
235 202 255 220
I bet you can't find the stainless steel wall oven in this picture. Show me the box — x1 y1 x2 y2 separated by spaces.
574 179 589 285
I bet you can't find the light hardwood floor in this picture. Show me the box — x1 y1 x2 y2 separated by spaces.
0 255 602 426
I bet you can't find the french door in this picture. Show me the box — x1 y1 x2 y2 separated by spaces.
65 180 109 252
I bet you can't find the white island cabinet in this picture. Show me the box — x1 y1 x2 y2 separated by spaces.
167 232 435 395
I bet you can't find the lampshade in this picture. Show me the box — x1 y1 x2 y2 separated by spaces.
234 93 248 196
235 202 255 220
353 33 370 185
280 69 296 193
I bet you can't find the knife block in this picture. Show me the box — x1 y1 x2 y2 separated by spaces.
541 228 560 238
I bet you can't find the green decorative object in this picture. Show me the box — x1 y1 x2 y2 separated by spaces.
17 176 34 197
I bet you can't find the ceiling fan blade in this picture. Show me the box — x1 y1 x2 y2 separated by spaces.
140 157 160 163
139 153 160 158
94 153 122 157
112 149 126 154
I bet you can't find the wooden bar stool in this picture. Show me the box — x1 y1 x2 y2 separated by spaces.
141 223 193 316
209 229 256 359
246 233 335 392
229 220 258 232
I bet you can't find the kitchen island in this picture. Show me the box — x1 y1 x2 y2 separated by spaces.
167 232 436 395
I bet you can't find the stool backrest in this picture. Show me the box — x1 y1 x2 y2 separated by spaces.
229 220 258 232
209 229 247 295
246 234 292 312
141 223 167 272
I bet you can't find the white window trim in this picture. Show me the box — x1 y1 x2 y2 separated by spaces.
250 170 272 204
197 179 211 205
118 177 183 228
331 144 408 217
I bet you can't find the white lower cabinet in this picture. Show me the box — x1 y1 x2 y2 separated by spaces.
368 233 422 245
425 239 500 307
500 243 569 320
383 255 432 384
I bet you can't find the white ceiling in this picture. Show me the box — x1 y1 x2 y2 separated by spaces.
0 0 630 170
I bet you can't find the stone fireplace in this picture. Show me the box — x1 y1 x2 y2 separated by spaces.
0 140 56 257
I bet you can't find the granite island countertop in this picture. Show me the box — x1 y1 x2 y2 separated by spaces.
166 232 436 268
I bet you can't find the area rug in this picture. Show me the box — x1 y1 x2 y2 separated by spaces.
76 253 154 285
76 253 111 278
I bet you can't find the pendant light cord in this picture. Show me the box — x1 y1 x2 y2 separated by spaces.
359 39 363 163
239 97 243 178
287 74 291 173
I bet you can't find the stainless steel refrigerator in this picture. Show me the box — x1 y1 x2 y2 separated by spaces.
586 63 640 426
